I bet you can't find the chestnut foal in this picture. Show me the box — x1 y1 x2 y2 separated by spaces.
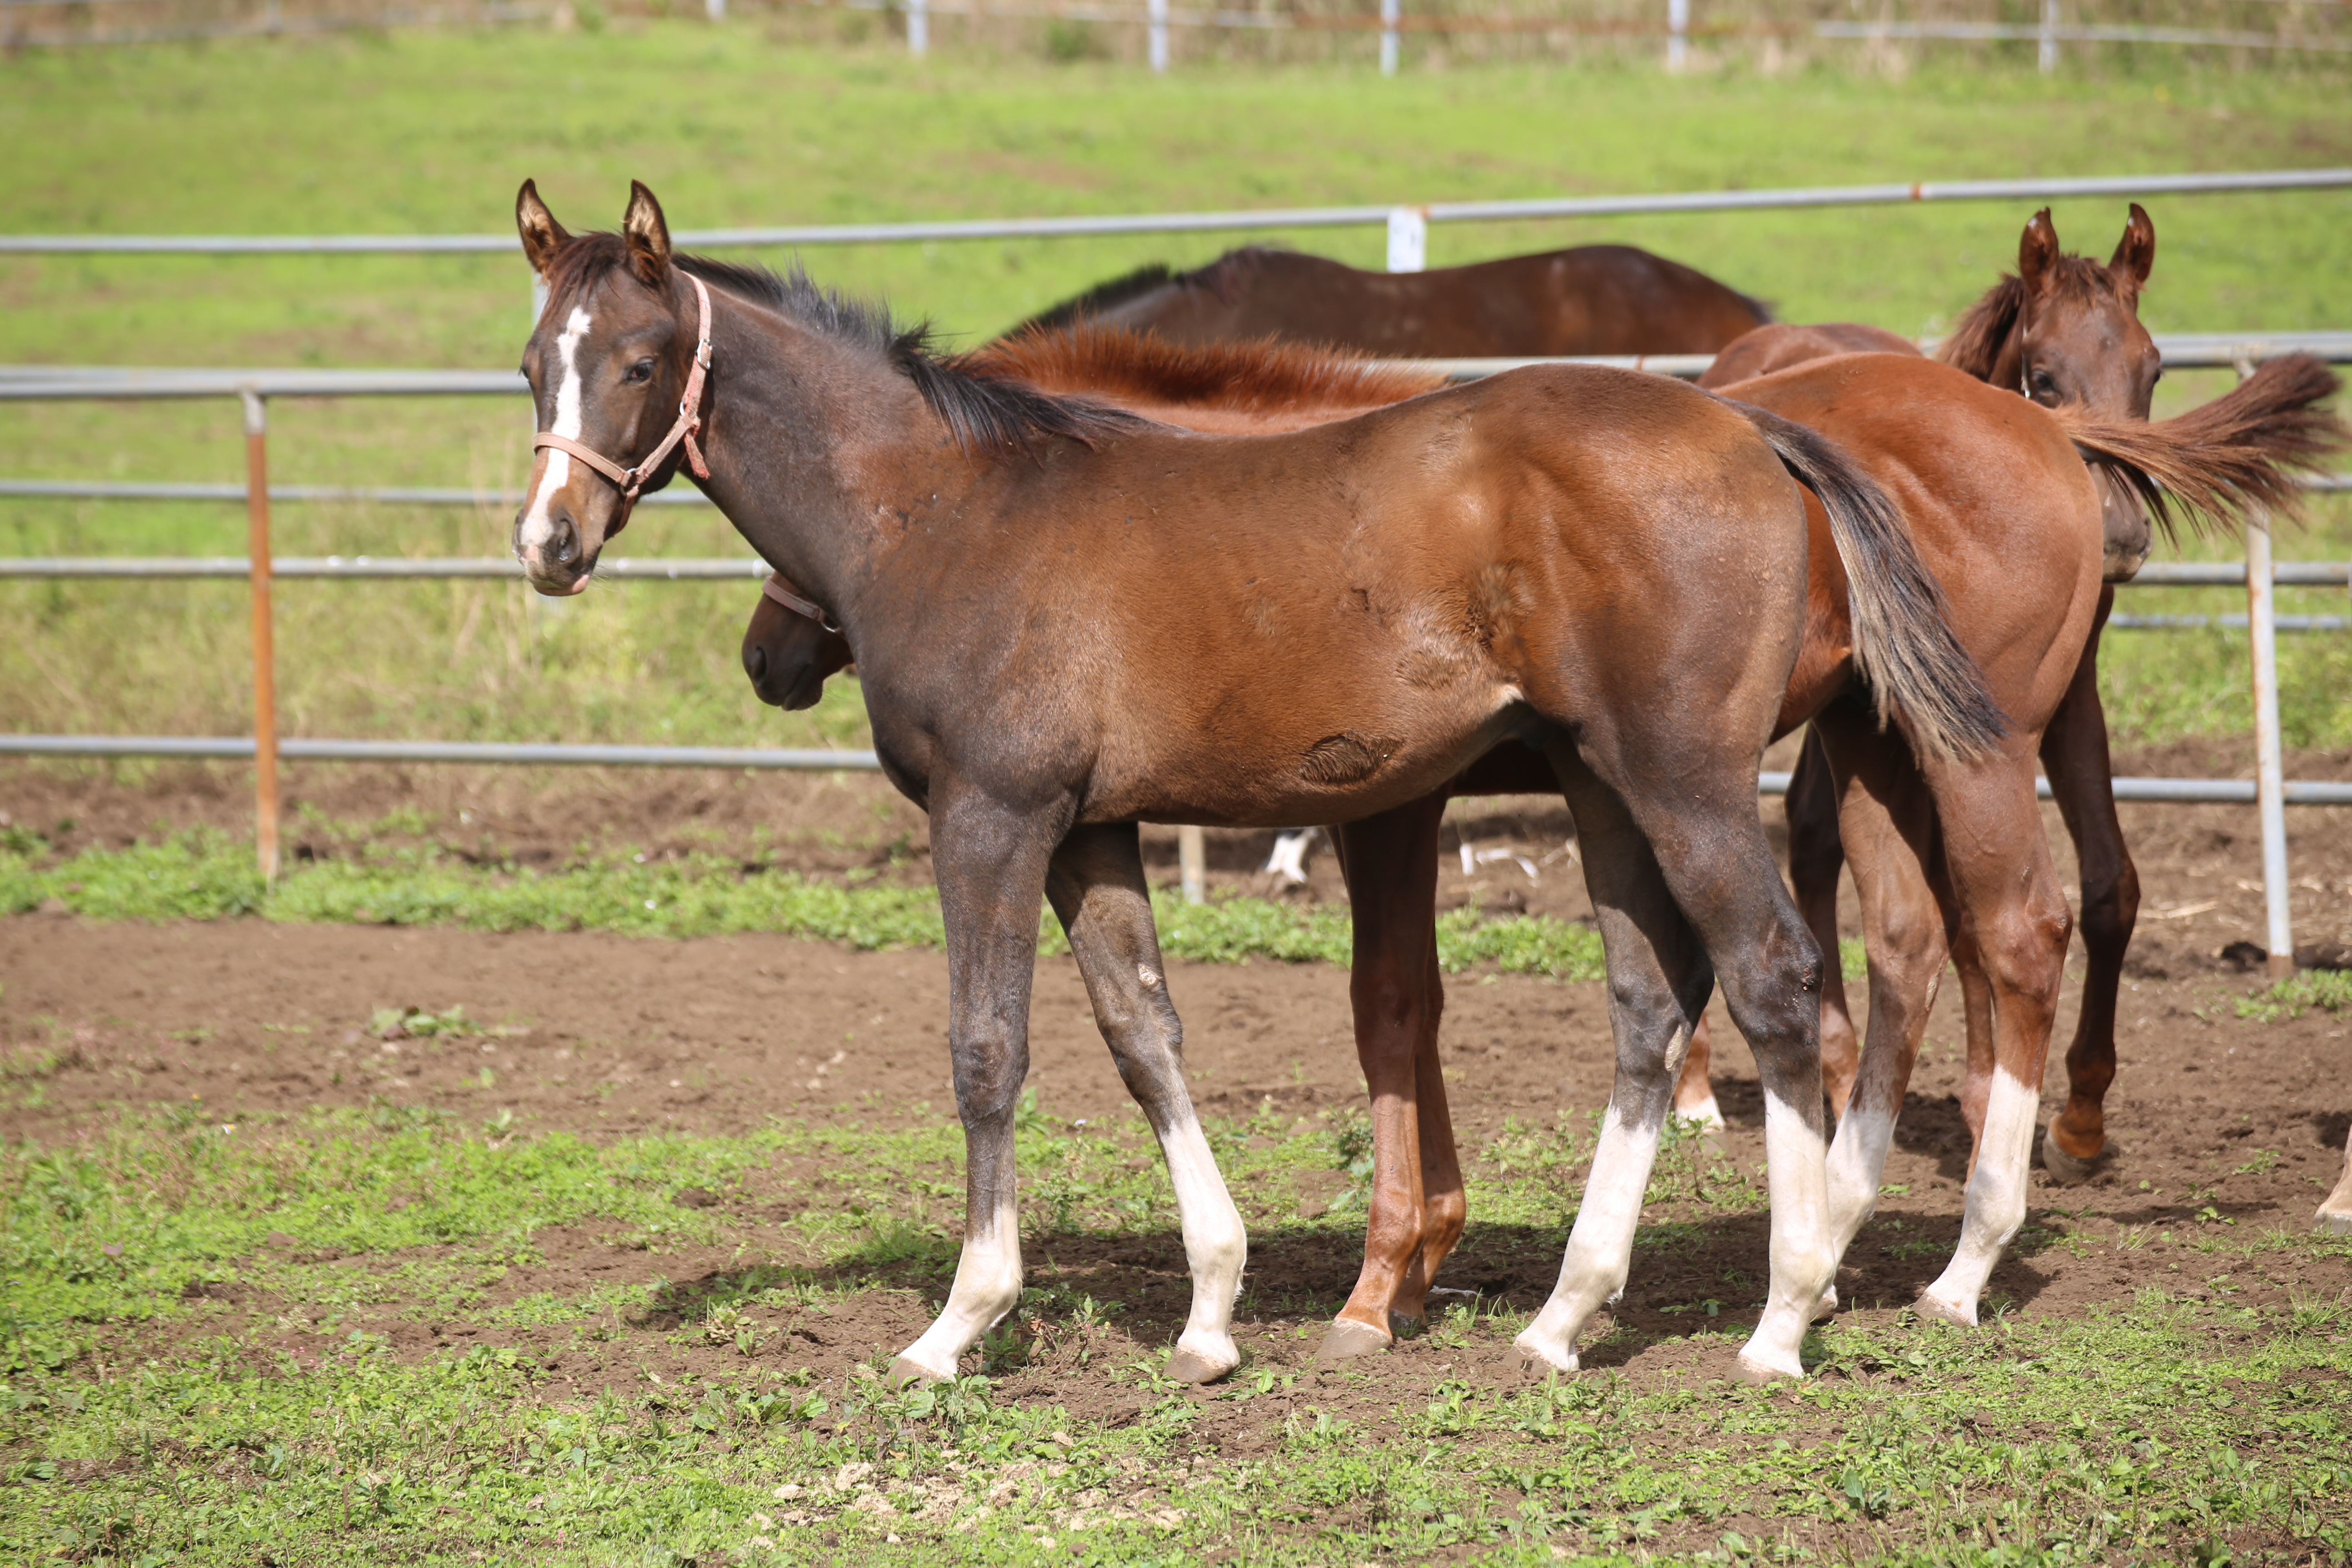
514 182 2001 1384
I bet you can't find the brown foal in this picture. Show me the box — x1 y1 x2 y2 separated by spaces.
514 182 2005 1385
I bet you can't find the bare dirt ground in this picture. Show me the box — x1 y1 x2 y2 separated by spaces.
2 737 2348 1459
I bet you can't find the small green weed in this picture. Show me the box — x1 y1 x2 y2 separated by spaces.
2236 968 2352 1022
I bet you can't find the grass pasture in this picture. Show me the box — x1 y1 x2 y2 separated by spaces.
2 35 2351 752
5 29 2352 1568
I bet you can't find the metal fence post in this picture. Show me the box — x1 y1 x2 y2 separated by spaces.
2239 359 2294 977
240 389 281 884
1667 0 1689 71
1178 825 1206 904
907 0 927 56
1386 205 1426 272
706 0 725 18
2038 0 2059 71
1380 0 1400 75
1149 0 1169 71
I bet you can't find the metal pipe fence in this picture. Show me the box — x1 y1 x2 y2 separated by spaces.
4 174 2349 959
4 168 2348 256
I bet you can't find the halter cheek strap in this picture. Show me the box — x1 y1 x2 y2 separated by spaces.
762 573 841 634
533 273 715 526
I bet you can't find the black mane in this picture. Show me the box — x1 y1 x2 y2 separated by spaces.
544 232 1145 455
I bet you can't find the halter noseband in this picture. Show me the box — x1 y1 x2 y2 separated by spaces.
762 573 841 635
532 272 715 526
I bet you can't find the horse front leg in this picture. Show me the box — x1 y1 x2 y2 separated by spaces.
2039 600 2135 1182
1788 725 1862 1116
891 789 1068 1386
1318 797 1448 1366
1045 823 1243 1383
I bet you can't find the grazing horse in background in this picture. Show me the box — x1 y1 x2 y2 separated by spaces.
736 316 2339 1359
1676 205 2169 1183
1012 242 1773 358
516 181 2004 1386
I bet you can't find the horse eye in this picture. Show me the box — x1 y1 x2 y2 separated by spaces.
626 359 656 384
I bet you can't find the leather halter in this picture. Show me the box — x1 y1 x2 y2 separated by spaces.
762 573 841 635
532 273 714 528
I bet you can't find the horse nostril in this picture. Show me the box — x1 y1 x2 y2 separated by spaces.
746 646 768 682
551 518 579 566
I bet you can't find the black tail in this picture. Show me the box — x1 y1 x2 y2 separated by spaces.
1723 399 2010 765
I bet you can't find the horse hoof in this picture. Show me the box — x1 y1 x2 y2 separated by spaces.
1913 1290 1977 1329
1810 1287 1840 1324
1312 1319 1392 1370
1512 1343 1577 1380
889 1354 947 1388
1165 1343 1238 1385
2040 1130 2112 1186
2315 1208 2352 1237
1733 1352 1798 1386
1387 1310 1426 1342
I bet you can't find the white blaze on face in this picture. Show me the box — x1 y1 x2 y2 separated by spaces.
519 306 595 560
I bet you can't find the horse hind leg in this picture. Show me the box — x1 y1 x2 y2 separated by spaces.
1672 1015 1724 1128
1788 724 1862 1117
1808 707 1953 1319
1517 744 1832 1382
1317 800 1448 1367
1398 929 1466 1333
2319 1125 2352 1236
2039 617 2135 1183
1914 756 2073 1328
1045 823 1245 1383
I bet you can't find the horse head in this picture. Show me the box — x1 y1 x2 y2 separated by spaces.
512 179 709 596
744 575 854 711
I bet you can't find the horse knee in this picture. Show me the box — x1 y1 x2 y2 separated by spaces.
2075 855 2140 950
1720 915 1824 1056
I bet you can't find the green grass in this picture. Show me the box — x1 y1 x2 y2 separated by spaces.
0 35 2348 752
0 826 1615 980
3 1099 2347 1564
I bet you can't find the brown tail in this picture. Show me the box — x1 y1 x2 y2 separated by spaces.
2051 354 2349 540
1723 399 2009 766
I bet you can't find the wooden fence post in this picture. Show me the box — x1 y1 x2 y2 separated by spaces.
241 388 281 884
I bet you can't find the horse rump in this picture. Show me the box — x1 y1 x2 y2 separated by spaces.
1720 398 2011 766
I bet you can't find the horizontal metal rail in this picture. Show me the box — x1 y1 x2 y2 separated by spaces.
0 734 881 769
1815 19 2352 49
0 479 710 507
1754 771 2352 805
3 733 2340 801
2 168 2347 256
0 556 764 579
2110 615 2350 631
7 332 2347 405
0 556 2341 583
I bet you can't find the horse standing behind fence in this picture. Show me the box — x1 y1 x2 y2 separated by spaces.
1013 241 1773 357
514 178 2011 1386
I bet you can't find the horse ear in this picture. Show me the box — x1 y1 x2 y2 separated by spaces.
515 179 570 280
622 180 672 287
2018 208 2060 294
2109 202 2156 288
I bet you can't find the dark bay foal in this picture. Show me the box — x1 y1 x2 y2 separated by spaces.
515 180 1999 1385
1016 241 1771 358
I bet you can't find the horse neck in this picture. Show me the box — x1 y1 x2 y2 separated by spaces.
696 303 956 626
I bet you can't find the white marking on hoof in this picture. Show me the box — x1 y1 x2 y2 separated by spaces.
1167 1330 1239 1384
1513 1335 1578 1377
2316 1209 2352 1237
1914 1289 1979 1328
1735 1350 1800 1385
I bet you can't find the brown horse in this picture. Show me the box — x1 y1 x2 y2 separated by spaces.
515 181 2005 1385
1677 205 2173 1186
1013 242 1771 357
743 323 2339 1358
